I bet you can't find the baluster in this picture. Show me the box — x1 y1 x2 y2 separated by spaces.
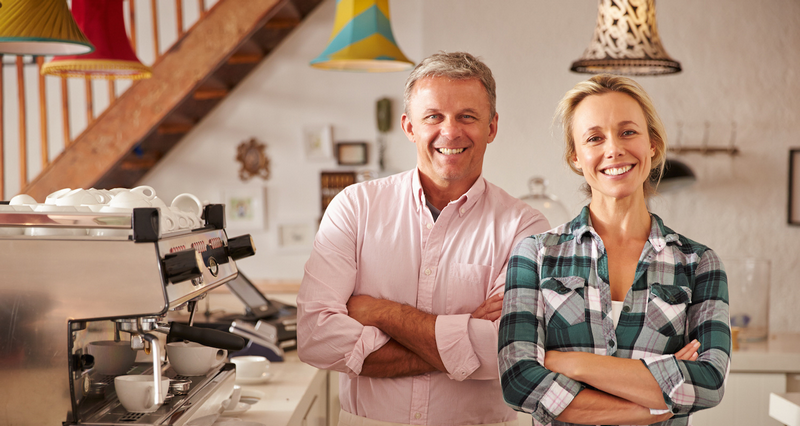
198 0 205 16
109 80 116 104
16 56 26 188
151 0 160 58
85 77 94 125
0 55 4 200
36 56 48 169
61 77 71 147
176 0 184 37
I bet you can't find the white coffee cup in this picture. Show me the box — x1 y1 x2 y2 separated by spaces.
150 196 177 232
115 375 170 413
44 188 72 205
230 356 269 380
9 194 37 206
171 193 203 217
167 342 228 376
109 191 152 209
87 340 138 376
55 188 105 206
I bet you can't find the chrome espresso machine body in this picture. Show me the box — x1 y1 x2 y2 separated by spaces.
0 204 255 425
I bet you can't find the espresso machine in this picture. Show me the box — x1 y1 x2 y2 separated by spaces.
0 203 256 425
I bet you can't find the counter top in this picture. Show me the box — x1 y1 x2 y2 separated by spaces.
217 351 323 426
731 334 800 373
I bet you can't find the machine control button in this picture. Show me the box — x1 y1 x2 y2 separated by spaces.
208 257 219 277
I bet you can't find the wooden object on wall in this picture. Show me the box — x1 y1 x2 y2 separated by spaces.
236 138 270 181
320 171 356 214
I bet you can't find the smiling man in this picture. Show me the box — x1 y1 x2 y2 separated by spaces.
297 52 550 426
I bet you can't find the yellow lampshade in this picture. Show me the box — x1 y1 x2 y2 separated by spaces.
310 0 413 72
0 0 94 55
571 0 680 76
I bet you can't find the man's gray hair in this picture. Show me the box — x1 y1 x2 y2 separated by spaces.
403 51 497 119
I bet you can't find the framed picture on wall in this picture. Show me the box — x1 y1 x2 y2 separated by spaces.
789 149 800 225
336 142 368 166
223 186 266 231
303 125 333 161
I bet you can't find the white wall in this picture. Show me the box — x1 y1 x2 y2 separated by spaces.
143 0 800 333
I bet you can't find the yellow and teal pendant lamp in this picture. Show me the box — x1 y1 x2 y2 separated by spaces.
310 0 413 72
0 0 94 55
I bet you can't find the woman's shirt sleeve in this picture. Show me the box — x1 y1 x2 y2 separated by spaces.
498 236 585 425
641 248 731 415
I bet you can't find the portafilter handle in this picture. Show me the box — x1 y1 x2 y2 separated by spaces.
168 322 246 351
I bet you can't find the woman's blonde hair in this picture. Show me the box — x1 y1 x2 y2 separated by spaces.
554 74 667 197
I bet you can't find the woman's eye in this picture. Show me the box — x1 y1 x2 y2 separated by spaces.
587 136 602 143
622 130 637 136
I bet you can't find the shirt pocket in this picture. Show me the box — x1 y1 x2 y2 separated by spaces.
445 263 494 315
645 284 692 337
541 276 586 328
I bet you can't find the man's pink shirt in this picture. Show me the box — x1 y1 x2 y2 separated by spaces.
298 169 550 425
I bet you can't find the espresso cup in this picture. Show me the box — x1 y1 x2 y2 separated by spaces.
230 356 269 380
167 342 227 376
87 340 138 376
115 375 170 413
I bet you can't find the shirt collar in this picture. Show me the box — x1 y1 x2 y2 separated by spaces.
412 168 486 216
571 205 681 252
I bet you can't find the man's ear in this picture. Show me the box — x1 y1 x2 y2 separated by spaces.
401 114 415 143
486 112 499 144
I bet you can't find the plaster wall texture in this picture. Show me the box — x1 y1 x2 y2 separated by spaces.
141 0 800 333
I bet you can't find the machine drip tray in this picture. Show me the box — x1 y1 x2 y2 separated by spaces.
79 362 236 425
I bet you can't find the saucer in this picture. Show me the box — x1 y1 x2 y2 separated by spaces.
234 372 272 385
221 401 251 416
239 389 265 405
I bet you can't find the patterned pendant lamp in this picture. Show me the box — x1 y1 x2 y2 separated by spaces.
41 0 152 80
571 0 681 76
0 0 93 55
310 0 413 72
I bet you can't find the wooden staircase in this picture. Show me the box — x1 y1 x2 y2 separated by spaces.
22 0 322 201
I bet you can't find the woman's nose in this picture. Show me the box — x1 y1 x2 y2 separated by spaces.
605 136 624 157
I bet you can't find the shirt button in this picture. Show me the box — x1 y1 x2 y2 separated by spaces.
623 306 631 313
415 413 422 419
427 223 432 229
424 268 431 276
460 208 465 214
609 340 615 347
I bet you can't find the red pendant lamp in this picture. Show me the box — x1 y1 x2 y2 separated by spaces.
41 0 152 79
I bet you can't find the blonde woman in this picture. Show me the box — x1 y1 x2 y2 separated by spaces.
498 75 730 426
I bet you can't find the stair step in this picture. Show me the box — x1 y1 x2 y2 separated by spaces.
157 121 195 135
193 88 229 100
228 52 264 64
265 17 301 29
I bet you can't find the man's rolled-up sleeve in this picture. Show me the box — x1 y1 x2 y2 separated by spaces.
297 190 390 377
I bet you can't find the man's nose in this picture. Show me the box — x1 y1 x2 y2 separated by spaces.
440 117 463 139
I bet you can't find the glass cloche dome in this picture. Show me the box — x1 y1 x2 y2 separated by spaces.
519 177 572 228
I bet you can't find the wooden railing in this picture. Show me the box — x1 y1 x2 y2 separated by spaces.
0 0 217 200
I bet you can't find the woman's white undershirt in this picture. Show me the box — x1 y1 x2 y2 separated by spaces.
611 301 624 328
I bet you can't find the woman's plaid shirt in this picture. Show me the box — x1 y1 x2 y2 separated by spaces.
498 207 731 426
